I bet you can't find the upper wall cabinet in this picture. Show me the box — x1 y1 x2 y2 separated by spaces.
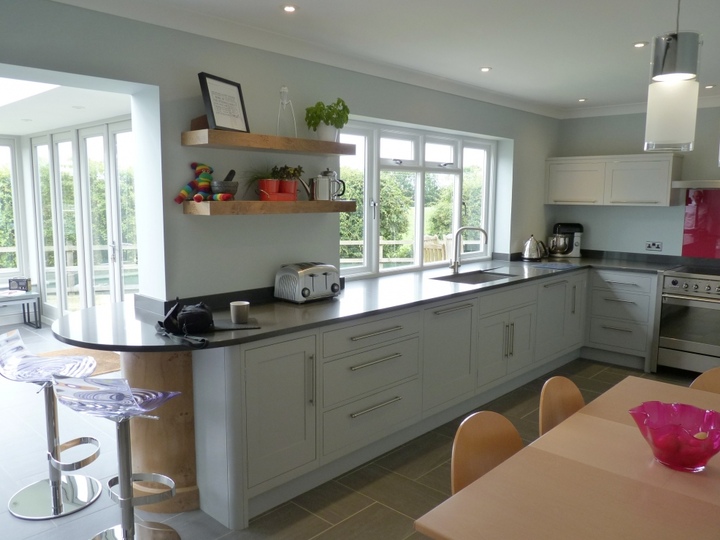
546 153 684 207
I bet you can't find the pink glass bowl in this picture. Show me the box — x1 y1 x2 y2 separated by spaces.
629 401 720 472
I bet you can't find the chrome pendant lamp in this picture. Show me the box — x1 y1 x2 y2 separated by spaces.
644 0 701 152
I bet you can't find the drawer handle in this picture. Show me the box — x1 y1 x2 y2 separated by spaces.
433 303 474 316
508 322 514 356
601 324 633 333
350 396 402 418
603 298 637 304
552 199 597 203
350 326 403 341
503 324 509 358
543 280 568 288
609 200 660 204
604 280 639 287
350 353 402 371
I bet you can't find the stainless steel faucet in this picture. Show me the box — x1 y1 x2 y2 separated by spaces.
450 226 488 274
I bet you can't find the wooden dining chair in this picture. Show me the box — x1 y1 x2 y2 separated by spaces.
539 375 585 436
450 411 524 494
690 367 720 393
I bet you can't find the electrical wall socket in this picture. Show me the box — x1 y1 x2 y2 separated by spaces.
645 241 663 252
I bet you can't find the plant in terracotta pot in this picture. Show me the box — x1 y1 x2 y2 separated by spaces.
271 165 305 200
242 168 278 199
304 98 350 141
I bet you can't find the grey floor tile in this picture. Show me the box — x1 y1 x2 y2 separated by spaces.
337 464 447 520
310 502 415 540
414 460 451 496
483 386 539 419
223 502 331 540
374 431 453 480
162 508 233 540
292 480 373 525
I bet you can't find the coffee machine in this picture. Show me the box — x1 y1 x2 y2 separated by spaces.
548 223 583 258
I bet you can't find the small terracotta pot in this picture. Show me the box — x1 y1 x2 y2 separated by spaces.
257 179 280 193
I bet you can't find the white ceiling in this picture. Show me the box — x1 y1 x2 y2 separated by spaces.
4 0 720 135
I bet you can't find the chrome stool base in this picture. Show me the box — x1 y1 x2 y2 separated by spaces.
92 521 180 540
8 474 102 520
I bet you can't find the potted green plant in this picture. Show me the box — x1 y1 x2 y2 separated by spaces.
304 98 350 141
272 165 305 199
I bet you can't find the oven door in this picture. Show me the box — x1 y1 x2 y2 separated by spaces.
658 293 720 372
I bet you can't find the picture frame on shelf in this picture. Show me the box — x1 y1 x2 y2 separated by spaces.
198 72 250 132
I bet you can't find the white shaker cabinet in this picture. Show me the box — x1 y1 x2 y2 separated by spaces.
422 297 478 413
545 160 605 205
587 270 656 367
535 271 587 363
478 283 537 387
243 335 317 489
546 153 683 206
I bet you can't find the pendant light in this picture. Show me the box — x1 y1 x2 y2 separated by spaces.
644 0 701 152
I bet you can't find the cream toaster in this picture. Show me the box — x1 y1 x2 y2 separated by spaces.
274 262 341 303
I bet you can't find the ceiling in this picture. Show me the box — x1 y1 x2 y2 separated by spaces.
4 0 720 135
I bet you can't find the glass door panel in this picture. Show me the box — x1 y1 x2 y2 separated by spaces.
115 130 138 298
84 134 112 307
56 140 82 311
35 143 59 310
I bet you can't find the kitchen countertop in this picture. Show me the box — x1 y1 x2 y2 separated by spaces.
52 257 676 352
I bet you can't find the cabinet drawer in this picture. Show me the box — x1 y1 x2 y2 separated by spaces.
589 317 648 353
591 270 653 294
323 337 419 407
322 311 421 358
323 379 421 456
590 290 650 323
478 283 537 316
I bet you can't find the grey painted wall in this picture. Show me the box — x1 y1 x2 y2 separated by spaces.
1 0 561 301
552 109 720 255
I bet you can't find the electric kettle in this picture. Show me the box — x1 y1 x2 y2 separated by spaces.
522 235 548 261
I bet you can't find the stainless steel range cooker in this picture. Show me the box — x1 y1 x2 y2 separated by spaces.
657 265 720 372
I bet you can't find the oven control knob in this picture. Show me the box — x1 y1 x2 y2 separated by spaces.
716 286 720 294
693 284 699 291
671 279 679 286
706 285 712 292
682 282 689 290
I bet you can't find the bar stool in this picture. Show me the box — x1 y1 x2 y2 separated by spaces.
0 330 101 520
53 375 181 540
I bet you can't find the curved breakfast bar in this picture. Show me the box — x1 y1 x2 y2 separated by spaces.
52 301 201 513
51 258 673 524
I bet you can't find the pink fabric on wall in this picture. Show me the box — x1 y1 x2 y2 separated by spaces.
682 189 720 258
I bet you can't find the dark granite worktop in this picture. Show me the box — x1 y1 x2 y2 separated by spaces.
52 257 676 352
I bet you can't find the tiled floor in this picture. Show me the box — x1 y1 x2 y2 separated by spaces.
0 322 696 539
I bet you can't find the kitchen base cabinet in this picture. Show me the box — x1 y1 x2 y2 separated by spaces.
586 269 657 370
478 284 537 388
422 298 477 413
244 335 317 490
320 309 422 459
535 271 587 363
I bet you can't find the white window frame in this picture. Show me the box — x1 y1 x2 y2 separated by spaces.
340 119 497 279
0 137 25 283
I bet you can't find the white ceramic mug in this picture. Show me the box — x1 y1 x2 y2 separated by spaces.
230 301 249 324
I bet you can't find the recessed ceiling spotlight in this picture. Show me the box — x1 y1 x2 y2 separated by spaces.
578 98 587 102
633 41 649 48
705 84 716 89
480 67 491 73
283 5 296 13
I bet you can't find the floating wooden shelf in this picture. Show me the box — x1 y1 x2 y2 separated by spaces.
181 129 355 156
183 200 357 216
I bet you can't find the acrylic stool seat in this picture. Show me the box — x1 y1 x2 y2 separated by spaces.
53 375 181 540
0 330 102 520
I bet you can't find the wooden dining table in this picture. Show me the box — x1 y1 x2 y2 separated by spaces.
415 376 720 539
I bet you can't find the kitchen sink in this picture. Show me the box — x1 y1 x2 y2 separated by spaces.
432 269 518 284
